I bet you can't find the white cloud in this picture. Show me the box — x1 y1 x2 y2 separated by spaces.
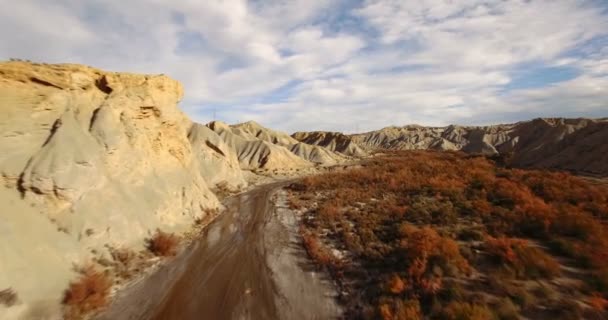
0 0 607 132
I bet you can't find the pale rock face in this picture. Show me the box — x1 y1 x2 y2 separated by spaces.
291 131 367 157
231 120 299 147
188 123 247 190
208 121 313 169
0 62 221 318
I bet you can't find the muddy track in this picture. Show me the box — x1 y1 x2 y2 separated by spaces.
98 182 340 320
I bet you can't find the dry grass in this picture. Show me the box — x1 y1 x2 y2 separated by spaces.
63 266 112 319
146 230 180 257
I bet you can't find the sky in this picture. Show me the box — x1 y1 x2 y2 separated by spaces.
1 0 607 133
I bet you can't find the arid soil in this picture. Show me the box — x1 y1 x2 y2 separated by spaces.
98 182 341 320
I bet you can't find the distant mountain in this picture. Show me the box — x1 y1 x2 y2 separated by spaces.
353 118 608 175
295 118 608 176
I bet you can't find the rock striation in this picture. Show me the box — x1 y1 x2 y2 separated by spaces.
209 120 347 167
291 131 367 157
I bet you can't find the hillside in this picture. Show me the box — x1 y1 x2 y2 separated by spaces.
0 61 347 319
351 118 608 175
292 131 367 157
294 119 608 176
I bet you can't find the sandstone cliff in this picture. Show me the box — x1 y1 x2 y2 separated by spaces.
0 62 246 318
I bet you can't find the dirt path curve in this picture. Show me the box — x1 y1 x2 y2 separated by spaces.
98 182 341 320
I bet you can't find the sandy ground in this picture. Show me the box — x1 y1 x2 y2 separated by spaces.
97 182 341 320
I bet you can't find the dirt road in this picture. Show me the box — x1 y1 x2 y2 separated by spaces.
99 182 341 320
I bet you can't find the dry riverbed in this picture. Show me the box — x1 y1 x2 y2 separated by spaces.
97 181 342 320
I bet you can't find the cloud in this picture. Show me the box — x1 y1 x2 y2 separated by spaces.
0 0 607 132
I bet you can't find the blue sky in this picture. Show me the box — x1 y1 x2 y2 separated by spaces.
1 0 607 133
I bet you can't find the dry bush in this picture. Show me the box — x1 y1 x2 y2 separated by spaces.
588 293 608 311
291 150 608 318
485 236 560 279
146 230 180 257
386 274 407 295
399 224 471 278
63 266 112 319
494 297 519 320
0 288 18 307
441 301 494 320
300 227 338 267
378 298 421 320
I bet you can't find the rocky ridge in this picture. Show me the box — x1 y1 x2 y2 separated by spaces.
291 131 367 157
349 118 608 175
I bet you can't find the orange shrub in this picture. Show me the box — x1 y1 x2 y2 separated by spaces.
441 301 494 320
387 274 407 294
146 230 180 257
378 298 422 320
485 236 560 279
300 227 337 267
399 224 470 277
292 150 608 319
588 293 608 311
63 266 112 319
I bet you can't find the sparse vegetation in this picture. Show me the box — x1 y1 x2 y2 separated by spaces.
146 230 181 257
288 150 608 319
63 266 112 319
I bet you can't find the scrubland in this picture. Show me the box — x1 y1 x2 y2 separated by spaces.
288 151 608 319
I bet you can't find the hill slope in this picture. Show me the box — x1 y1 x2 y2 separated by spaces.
349 118 608 175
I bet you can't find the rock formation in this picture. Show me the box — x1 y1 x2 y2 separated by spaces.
349 118 608 175
208 121 346 167
291 131 367 157
0 61 351 319
0 62 236 318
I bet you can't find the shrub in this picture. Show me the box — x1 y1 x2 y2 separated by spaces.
0 288 18 307
588 293 608 311
290 151 608 319
300 227 337 267
494 298 519 320
399 224 471 278
441 301 494 320
386 274 407 295
485 237 560 279
146 230 180 257
378 298 422 320
63 266 112 319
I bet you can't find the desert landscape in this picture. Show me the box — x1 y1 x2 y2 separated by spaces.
1 61 607 320
2 1 608 320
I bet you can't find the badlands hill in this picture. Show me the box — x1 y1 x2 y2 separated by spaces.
0 61 350 319
291 131 367 157
293 119 608 176
349 118 608 175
